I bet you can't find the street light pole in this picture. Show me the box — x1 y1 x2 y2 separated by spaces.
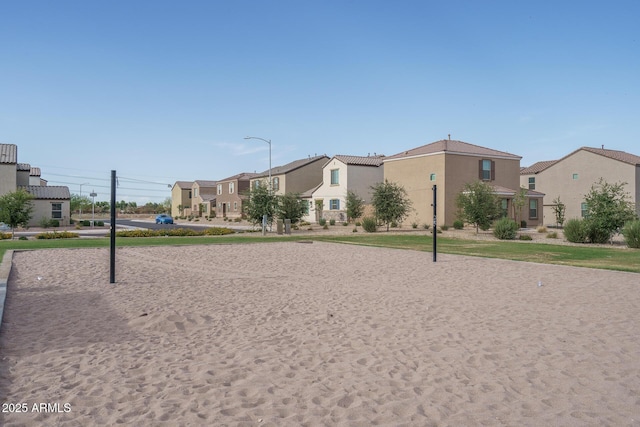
244 136 272 235
79 182 89 219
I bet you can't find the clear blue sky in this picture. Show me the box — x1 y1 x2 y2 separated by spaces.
2 1 638 204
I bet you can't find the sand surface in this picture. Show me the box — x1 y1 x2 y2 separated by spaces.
1 242 639 426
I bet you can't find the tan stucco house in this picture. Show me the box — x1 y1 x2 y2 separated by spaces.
305 154 385 223
171 181 193 218
1 143 71 227
215 172 257 219
520 146 640 224
191 180 217 218
384 139 544 227
249 155 329 196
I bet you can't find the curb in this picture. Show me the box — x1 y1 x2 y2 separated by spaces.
0 250 14 331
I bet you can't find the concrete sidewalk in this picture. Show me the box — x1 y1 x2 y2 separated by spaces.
0 250 13 331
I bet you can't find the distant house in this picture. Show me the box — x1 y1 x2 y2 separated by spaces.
250 155 329 195
520 146 640 224
171 181 193 217
191 180 217 218
306 154 385 223
0 143 71 226
215 172 257 218
384 139 543 227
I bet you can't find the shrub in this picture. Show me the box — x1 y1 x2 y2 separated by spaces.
453 220 464 230
546 231 558 239
493 217 518 240
361 217 377 233
479 223 490 231
51 219 60 227
234 217 242 222
39 217 51 228
323 224 329 229
518 234 533 241
35 231 79 239
622 220 640 249
319 218 327 226
536 226 547 233
19 236 28 240
96 221 105 226
390 221 398 228
422 223 430 230
329 219 336 226
355 221 362 227
520 220 527 228
81 220 91 226
0 232 11 240
564 218 588 243
342 222 348 226
352 227 358 232
585 221 611 244
440 225 449 231
411 222 418 229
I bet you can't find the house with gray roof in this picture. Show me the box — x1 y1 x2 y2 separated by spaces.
249 154 329 196
171 181 194 217
0 143 71 227
520 146 640 224
215 172 257 219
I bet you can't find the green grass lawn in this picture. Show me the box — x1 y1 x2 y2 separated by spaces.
1 233 638 273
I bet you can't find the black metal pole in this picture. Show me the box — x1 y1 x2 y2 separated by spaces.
110 170 116 284
432 184 437 262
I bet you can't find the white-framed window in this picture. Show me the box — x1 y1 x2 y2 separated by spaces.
430 173 436 181
329 199 340 210
51 203 62 219
194 188 198 197
501 199 508 217
529 199 538 219
272 177 280 191
480 159 493 181
229 182 235 194
528 177 535 190
253 180 261 189
581 202 588 218
573 173 579 180
233 201 238 211
217 184 222 195
330 169 339 185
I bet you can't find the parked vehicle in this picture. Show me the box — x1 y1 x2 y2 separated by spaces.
0 222 10 231
155 214 174 224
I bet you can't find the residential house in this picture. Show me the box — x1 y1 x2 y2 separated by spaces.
0 143 71 226
520 146 640 224
384 139 544 227
191 180 217 218
171 181 193 218
215 172 257 218
250 155 329 195
306 154 385 223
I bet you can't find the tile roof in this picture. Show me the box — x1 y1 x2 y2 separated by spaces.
17 163 31 171
490 185 545 197
217 172 258 182
30 167 41 176
194 180 218 187
0 143 17 164
580 146 640 166
174 181 194 189
253 155 329 178
519 160 558 175
20 185 70 200
385 139 521 161
332 154 385 167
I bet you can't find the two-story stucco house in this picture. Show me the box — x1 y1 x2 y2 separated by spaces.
215 172 257 218
171 181 193 218
384 139 544 227
305 154 385 223
0 143 71 227
520 146 640 224
249 155 329 195
191 180 217 218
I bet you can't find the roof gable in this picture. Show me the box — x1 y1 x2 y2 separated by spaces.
173 181 194 189
331 154 385 167
20 185 70 200
218 172 258 183
580 146 640 166
0 143 17 164
385 139 521 161
520 160 558 175
254 155 329 178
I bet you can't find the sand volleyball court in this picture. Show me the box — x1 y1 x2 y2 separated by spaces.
1 242 639 426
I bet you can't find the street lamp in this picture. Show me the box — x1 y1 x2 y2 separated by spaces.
244 136 271 192
90 190 97 227
79 182 89 219
244 136 272 235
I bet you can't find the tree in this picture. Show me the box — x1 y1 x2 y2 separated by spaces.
370 180 413 231
243 184 277 229
345 190 365 222
551 196 566 227
583 178 637 243
276 192 306 224
511 187 528 226
70 193 91 215
456 180 501 233
0 189 35 239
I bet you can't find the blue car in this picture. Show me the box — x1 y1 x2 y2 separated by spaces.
155 214 174 224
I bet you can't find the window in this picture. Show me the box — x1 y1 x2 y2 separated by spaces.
430 173 436 181
233 202 238 211
329 199 340 210
529 199 538 219
194 188 198 197
528 177 535 190
501 199 508 217
229 182 235 194
203 204 208 213
51 203 62 219
272 177 279 192
479 159 494 181
253 180 261 189
573 173 579 180
581 202 588 218
330 169 339 185
217 184 222 195
302 200 310 214
188 190 192 199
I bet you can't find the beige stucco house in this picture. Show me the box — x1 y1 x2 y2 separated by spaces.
305 154 385 223
191 180 217 218
171 181 193 217
0 143 71 227
384 139 544 227
249 155 329 196
520 146 640 224
215 172 257 219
